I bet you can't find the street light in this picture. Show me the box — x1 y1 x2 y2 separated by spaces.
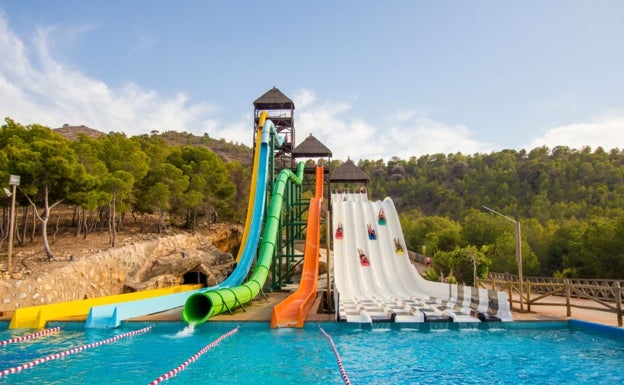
482 205 524 312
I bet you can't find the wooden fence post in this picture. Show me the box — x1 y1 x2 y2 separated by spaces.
564 279 571 317
527 281 531 313
615 282 622 327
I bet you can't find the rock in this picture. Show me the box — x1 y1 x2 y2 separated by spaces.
0 225 242 311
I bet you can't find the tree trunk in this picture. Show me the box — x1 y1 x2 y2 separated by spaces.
117 212 124 231
0 207 5 248
29 205 35 243
71 205 79 228
41 214 55 260
109 198 117 247
74 206 82 237
192 206 197 234
19 204 28 245
52 214 60 243
40 186 56 261
82 209 89 240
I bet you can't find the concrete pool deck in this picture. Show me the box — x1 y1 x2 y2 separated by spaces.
0 289 620 327
1 267 620 328
127 289 620 327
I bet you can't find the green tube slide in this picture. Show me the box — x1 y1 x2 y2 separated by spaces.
182 162 305 325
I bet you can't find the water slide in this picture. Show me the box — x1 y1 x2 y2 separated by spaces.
182 162 306 326
9 284 202 329
332 193 512 323
270 166 324 328
234 121 264 264
85 114 278 328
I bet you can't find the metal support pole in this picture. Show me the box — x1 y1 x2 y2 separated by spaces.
483 206 524 312
515 220 524 312
615 282 622 327
326 210 332 312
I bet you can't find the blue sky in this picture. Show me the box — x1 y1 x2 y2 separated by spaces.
1 1 623 161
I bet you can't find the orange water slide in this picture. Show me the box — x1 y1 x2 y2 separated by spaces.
270 166 324 328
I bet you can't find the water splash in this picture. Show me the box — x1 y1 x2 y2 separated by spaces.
174 323 195 338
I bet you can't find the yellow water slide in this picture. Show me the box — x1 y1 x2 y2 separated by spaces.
9 284 202 329
236 111 267 263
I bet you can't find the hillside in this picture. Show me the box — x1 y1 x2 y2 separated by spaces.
54 125 253 168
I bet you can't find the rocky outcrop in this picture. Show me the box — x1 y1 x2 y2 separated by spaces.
0 232 237 311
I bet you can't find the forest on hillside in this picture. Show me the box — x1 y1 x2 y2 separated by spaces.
353 147 624 282
2 118 623 282
0 119 250 261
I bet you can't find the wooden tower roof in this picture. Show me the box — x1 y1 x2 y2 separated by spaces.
253 86 295 110
330 158 369 183
292 134 332 158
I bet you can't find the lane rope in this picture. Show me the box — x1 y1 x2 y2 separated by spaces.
148 326 239 385
318 325 352 385
0 326 61 346
0 326 152 377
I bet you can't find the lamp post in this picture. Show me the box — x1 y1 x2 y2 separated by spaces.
482 206 524 312
6 175 20 275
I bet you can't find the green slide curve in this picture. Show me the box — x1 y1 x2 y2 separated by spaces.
182 162 305 325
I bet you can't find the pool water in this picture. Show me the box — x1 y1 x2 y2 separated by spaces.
1 321 623 385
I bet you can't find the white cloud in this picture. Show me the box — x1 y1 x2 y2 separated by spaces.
292 88 316 109
211 114 253 146
295 92 493 161
0 14 219 138
526 115 624 151
8 11 617 164
0 10 510 163
296 93 379 161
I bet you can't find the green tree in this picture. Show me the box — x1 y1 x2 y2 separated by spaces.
568 217 624 279
400 214 461 256
97 133 149 234
226 161 250 223
433 246 490 286
166 146 235 225
1 120 88 260
135 163 189 232
68 134 110 238
101 170 134 246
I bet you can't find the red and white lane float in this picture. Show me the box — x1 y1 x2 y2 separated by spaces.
149 326 239 385
0 326 152 377
318 325 352 385
0 326 61 346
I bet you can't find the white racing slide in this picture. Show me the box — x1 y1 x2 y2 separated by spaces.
332 192 512 324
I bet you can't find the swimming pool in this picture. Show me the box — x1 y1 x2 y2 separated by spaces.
1 321 622 384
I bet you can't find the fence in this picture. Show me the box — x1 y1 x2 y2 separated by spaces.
482 272 623 327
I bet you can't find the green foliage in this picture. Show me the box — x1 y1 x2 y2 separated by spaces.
422 268 439 282
1 119 91 258
353 146 624 279
166 145 236 222
400 214 461 256
433 246 490 286
553 268 577 279
0 120 242 240
4 118 624 280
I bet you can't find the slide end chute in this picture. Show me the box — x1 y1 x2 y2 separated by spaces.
182 292 215 325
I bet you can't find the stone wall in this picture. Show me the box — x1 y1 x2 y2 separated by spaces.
0 233 211 311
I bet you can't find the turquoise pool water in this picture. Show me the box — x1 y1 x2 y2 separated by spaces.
1 321 623 384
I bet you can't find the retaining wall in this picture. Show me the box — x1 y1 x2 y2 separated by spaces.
0 234 204 311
